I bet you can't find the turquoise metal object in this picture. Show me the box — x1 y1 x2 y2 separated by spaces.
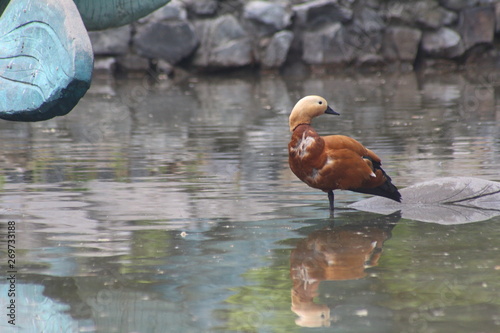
0 0 93 121
73 0 171 31
0 0 171 121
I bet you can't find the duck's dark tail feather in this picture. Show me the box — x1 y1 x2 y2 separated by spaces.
351 184 402 202
352 160 402 202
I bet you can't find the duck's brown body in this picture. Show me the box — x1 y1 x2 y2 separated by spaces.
288 96 401 210
289 124 387 191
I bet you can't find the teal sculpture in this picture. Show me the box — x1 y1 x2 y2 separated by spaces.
73 0 171 31
0 0 93 121
0 0 170 121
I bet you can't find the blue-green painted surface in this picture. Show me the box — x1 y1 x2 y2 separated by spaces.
73 0 171 31
0 0 93 121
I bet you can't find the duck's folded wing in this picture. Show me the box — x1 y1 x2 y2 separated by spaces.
322 135 381 163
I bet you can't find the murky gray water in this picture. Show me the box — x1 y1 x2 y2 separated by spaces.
1 70 500 333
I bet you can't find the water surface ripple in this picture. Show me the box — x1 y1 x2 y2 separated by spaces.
0 71 499 332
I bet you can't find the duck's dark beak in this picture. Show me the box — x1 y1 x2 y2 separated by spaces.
325 105 340 115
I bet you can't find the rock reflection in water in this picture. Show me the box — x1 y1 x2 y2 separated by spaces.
290 212 400 327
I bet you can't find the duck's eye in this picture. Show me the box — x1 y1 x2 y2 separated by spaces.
318 101 323 105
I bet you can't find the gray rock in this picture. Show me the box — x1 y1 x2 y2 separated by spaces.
154 59 174 76
459 6 495 50
261 30 294 68
192 15 253 68
416 4 457 29
439 0 482 11
133 2 197 65
353 6 385 32
386 0 456 28
134 20 198 64
384 1 416 25
302 23 383 65
93 56 117 76
357 54 385 66
243 1 292 33
496 2 500 33
350 177 500 224
364 0 383 9
293 0 353 29
302 23 351 65
346 27 384 63
80 0 500 74
382 26 422 62
184 0 218 16
138 1 187 22
422 27 464 58
88 25 131 56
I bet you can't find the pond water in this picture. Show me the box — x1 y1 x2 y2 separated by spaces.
0 69 500 333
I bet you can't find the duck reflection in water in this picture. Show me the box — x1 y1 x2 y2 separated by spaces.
290 212 400 327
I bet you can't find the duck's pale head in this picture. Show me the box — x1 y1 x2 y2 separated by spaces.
289 95 339 132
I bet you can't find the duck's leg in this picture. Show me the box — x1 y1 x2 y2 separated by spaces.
327 190 335 212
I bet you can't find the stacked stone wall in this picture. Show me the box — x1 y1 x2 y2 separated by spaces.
89 0 500 75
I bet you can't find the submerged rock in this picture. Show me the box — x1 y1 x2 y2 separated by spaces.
350 177 500 224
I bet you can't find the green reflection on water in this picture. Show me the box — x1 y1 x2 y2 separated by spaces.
216 254 297 333
378 220 500 331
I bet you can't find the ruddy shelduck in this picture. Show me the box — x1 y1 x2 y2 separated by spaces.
288 95 401 210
